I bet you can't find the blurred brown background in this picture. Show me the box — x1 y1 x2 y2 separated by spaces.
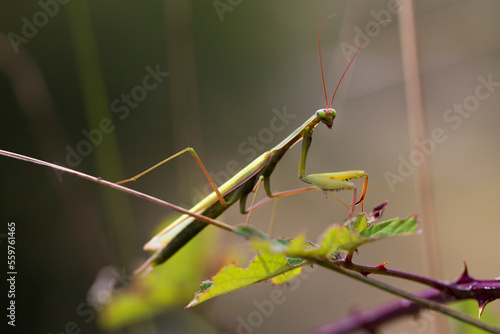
1 0 499 333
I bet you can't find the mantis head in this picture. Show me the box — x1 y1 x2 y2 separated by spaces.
315 108 336 129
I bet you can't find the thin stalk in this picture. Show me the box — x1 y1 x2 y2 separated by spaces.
0 149 235 234
398 3 447 333
398 0 441 279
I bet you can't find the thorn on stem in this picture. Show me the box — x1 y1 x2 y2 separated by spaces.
477 297 495 318
455 260 473 284
376 262 389 270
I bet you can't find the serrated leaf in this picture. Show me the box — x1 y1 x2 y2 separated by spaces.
271 215 419 260
187 251 307 308
187 214 419 308
360 215 418 238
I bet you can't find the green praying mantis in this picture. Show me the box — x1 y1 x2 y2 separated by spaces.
119 19 388 274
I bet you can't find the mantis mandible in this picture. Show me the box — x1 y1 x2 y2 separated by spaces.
121 19 387 274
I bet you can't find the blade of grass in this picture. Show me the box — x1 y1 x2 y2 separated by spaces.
67 0 137 264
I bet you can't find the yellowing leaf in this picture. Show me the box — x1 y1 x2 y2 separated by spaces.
271 267 303 285
187 251 306 308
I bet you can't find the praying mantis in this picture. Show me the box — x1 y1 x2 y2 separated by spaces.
121 19 388 274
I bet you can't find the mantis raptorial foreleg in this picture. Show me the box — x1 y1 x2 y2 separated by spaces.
242 174 366 223
241 125 369 220
244 124 369 219
298 126 368 217
302 171 368 214
115 147 227 206
243 168 367 230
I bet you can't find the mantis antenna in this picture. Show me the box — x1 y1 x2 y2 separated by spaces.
318 18 391 109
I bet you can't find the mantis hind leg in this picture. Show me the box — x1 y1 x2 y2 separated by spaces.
301 170 368 217
115 147 227 206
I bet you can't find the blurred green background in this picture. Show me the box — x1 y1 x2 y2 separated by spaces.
1 0 499 333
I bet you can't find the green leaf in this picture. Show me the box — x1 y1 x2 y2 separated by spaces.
277 215 419 260
187 251 307 308
360 215 418 238
187 214 419 308
316 225 367 256
286 255 306 266
345 213 368 233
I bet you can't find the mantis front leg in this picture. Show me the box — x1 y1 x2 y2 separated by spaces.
299 127 368 217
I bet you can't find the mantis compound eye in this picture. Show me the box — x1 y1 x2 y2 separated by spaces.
316 109 335 128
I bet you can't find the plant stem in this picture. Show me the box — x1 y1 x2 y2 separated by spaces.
341 261 448 290
307 258 500 334
310 259 500 334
